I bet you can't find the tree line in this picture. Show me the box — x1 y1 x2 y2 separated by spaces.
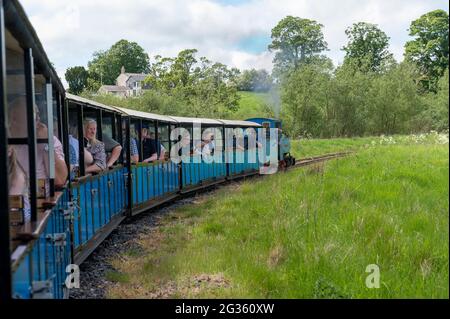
65 9 449 138
271 10 448 138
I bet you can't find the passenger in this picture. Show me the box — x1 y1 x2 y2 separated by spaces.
83 118 107 173
178 133 191 159
102 134 123 168
202 132 215 156
120 121 139 164
234 135 245 152
142 129 165 162
68 122 93 177
9 97 68 189
35 108 68 188
150 131 166 160
123 137 139 164
192 140 204 156
8 146 31 222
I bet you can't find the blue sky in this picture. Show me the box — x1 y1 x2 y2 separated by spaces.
237 34 272 54
20 0 449 87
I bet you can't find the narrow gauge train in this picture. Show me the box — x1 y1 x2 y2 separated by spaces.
0 0 289 299
246 118 296 168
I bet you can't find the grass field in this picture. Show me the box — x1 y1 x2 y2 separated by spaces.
292 133 449 158
106 136 449 299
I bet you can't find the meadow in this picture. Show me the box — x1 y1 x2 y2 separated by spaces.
106 134 449 298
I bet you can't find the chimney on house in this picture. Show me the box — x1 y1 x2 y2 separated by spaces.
121 66 125 74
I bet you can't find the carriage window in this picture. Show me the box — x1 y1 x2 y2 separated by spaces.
102 113 113 139
262 122 271 139
130 119 141 162
120 117 129 163
6 33 31 223
142 121 165 162
170 124 178 156
114 115 122 145
183 125 193 154
201 126 222 159
82 109 108 173
34 73 52 192
101 112 122 167
158 123 170 157
52 91 61 140
68 105 80 178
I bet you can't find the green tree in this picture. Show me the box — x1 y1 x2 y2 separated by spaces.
146 49 199 91
87 39 150 85
82 89 182 117
434 69 449 130
420 69 449 131
65 66 88 94
144 50 240 118
237 69 273 92
327 61 373 137
269 16 328 76
405 10 449 92
280 57 333 137
366 62 423 134
343 22 394 73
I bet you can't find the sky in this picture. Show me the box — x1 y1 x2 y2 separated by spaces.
20 0 449 88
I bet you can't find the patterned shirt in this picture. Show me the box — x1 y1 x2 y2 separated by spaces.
123 137 139 159
86 140 107 170
130 138 139 157
69 135 79 166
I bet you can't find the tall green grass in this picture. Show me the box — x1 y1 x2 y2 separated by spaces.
108 143 449 298
292 132 449 158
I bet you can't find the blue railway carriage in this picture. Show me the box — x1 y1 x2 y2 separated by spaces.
219 119 262 179
168 116 228 192
0 0 268 300
115 107 180 216
246 118 295 168
65 94 128 264
1 0 71 299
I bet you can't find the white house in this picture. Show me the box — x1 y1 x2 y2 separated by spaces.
98 66 150 97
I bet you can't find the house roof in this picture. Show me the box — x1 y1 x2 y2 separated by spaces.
100 85 127 92
124 73 148 82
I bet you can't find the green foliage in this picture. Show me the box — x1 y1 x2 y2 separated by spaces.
65 66 88 95
85 76 102 92
326 61 373 137
405 10 449 92
82 89 182 116
420 69 450 131
87 39 150 85
232 91 277 120
280 57 333 137
365 62 424 134
343 22 394 73
144 49 240 118
273 13 447 138
269 16 328 77
66 12 448 136
279 57 436 138
85 49 241 119
236 69 273 92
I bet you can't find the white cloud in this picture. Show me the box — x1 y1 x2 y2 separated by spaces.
19 0 449 87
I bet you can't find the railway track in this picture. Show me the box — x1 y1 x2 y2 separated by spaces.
292 151 352 168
